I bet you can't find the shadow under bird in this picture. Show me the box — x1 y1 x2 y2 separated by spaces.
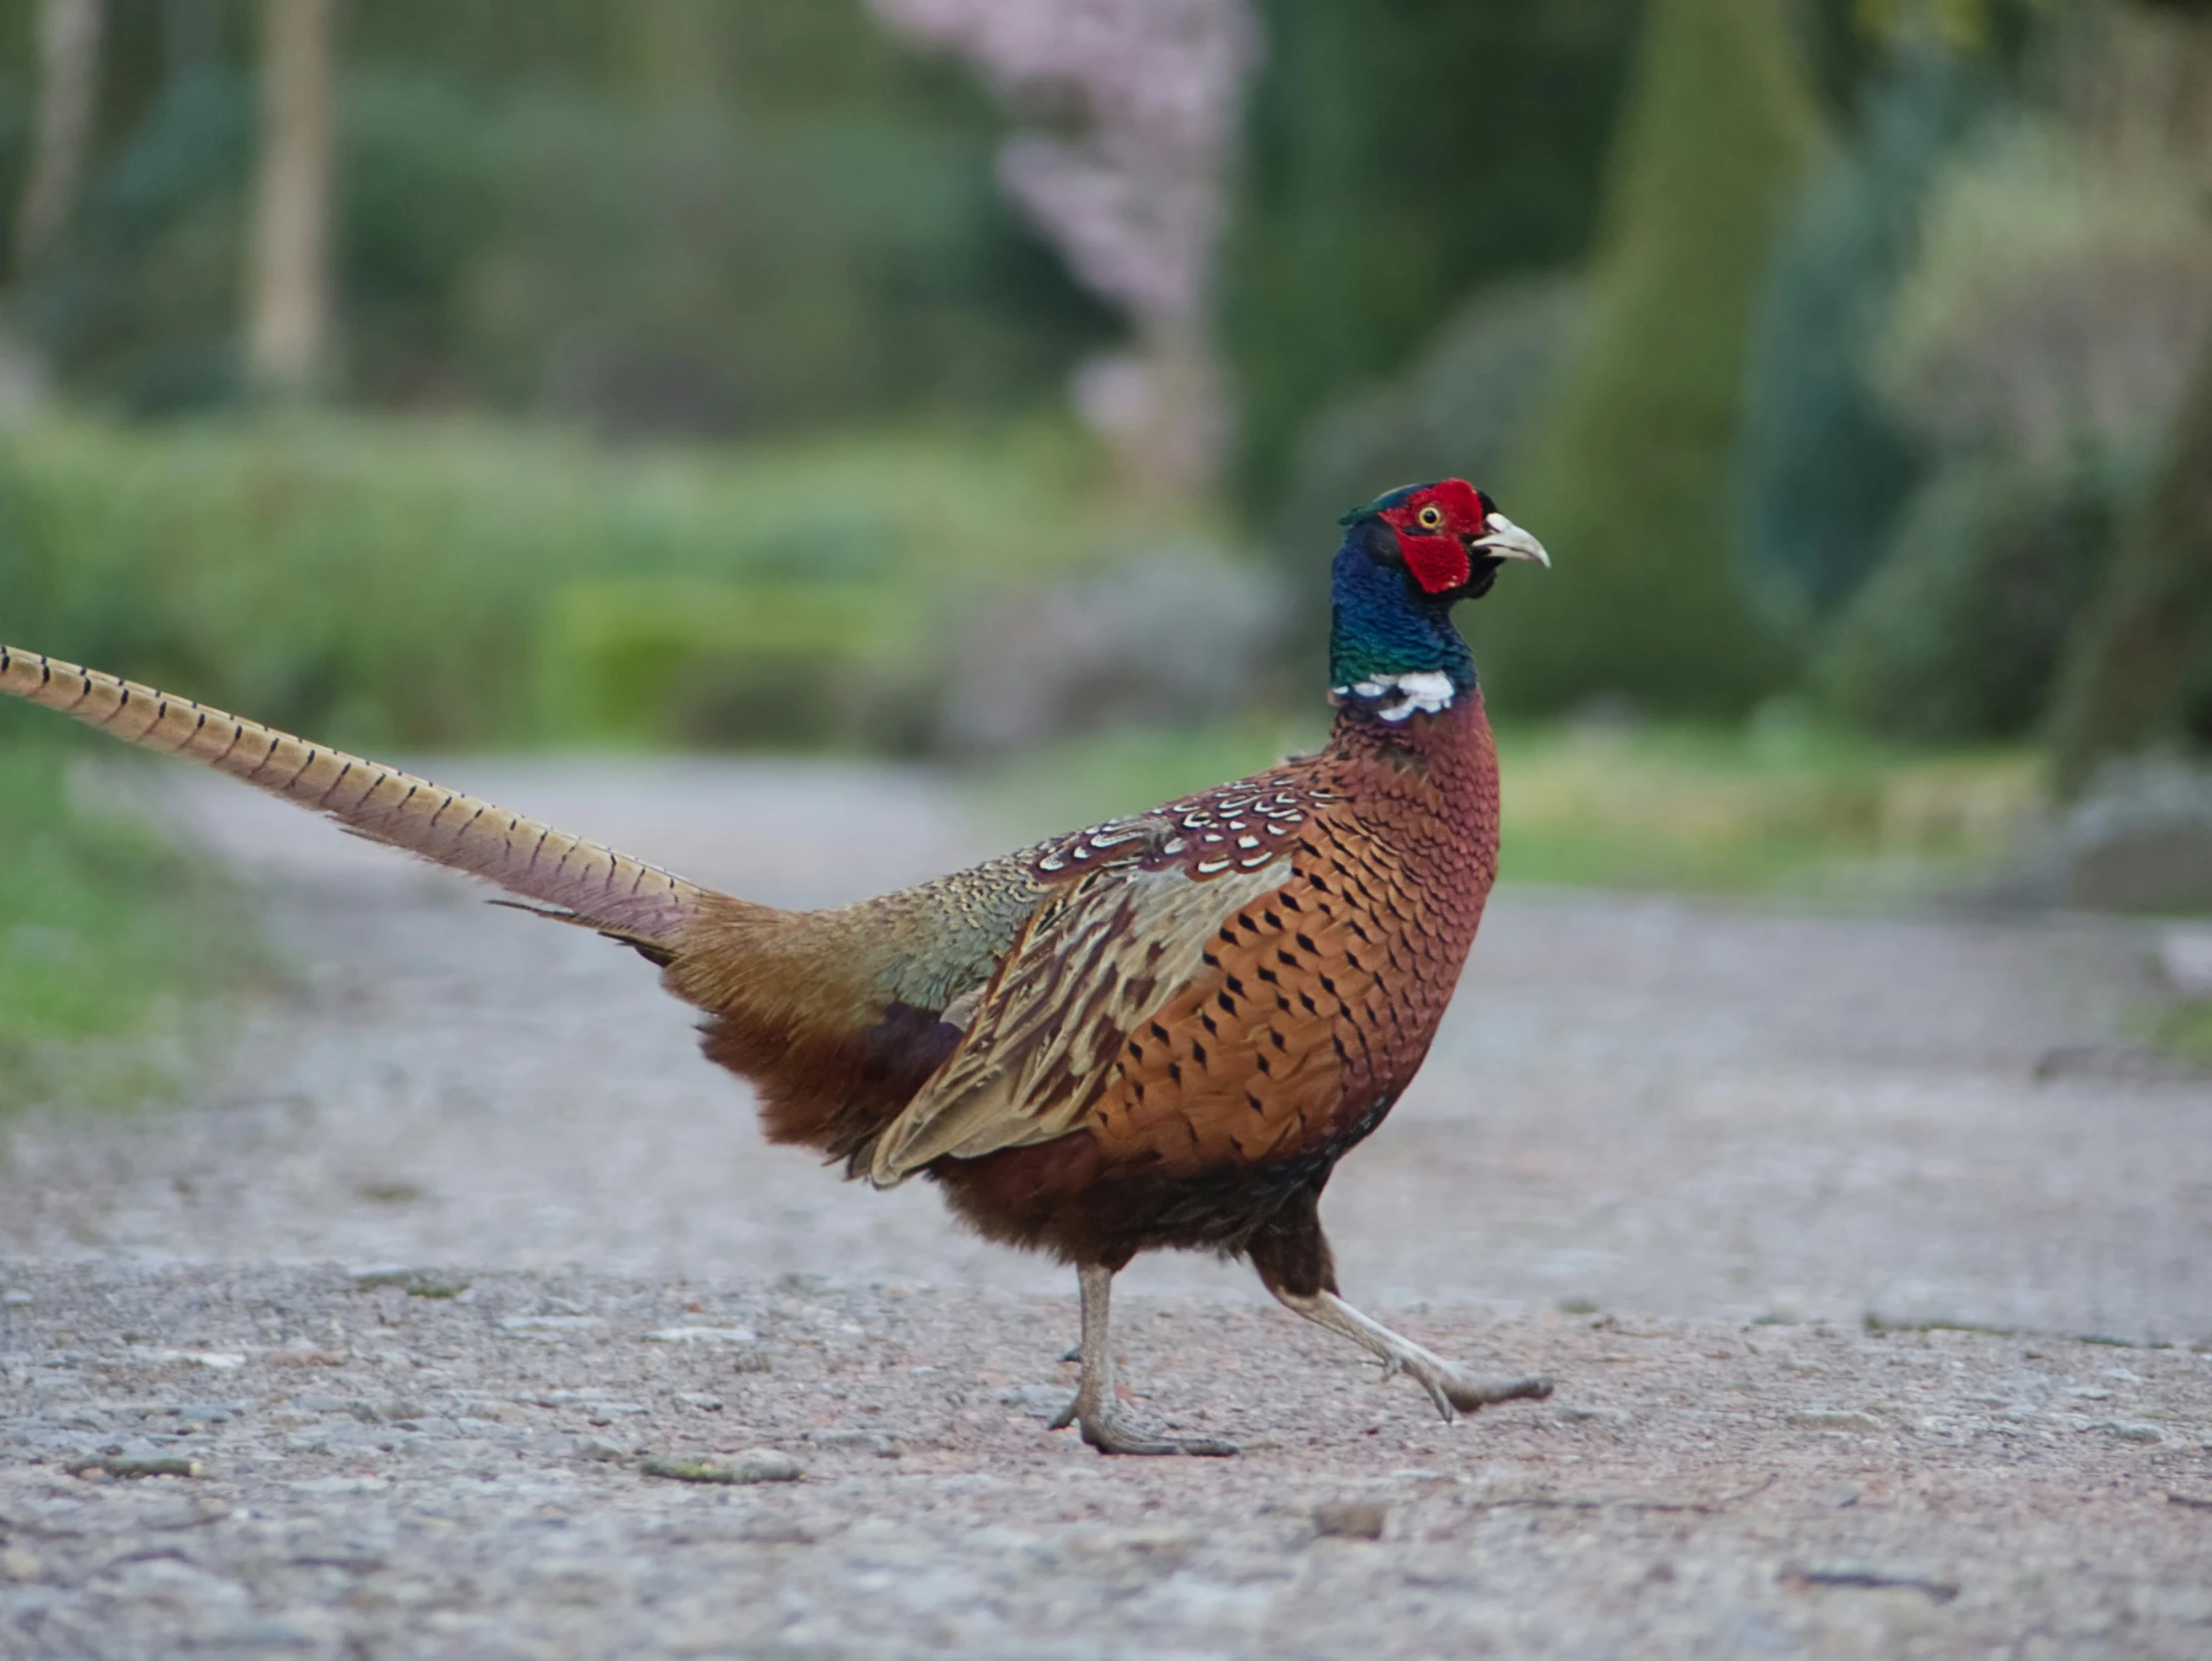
2 478 1551 1455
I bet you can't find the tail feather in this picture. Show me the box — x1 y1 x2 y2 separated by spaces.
1 644 715 948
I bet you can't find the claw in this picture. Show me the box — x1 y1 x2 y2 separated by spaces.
1424 1370 1460 1424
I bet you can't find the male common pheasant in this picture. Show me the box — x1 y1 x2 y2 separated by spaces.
1 477 1549 1455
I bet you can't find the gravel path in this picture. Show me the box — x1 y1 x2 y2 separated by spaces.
4 757 2210 1658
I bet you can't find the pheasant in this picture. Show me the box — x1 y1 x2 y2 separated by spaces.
1 477 1550 1455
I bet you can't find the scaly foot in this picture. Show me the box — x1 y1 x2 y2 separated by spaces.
1274 1287 1554 1422
1399 1356 1553 1421
1053 1262 1237 1454
1050 1394 1237 1456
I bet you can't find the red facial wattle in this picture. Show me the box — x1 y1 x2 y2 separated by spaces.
1378 479 1486 594
1393 532 1472 595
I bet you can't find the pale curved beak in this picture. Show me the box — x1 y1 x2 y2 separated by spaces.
1473 513 1551 567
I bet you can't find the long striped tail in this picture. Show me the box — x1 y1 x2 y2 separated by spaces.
0 644 716 950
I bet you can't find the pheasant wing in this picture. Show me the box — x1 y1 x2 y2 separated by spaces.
865 808 1296 1185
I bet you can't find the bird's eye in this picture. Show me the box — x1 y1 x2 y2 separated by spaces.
1416 503 1444 530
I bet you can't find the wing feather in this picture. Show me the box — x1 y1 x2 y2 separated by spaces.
866 854 1289 1184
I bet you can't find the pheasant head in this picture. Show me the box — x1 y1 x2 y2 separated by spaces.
1330 478 1549 721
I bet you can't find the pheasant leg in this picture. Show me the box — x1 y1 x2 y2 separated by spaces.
1048 1264 1236 1456
1270 1288 1553 1421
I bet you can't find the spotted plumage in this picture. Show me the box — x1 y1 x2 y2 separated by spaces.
0 476 1552 1456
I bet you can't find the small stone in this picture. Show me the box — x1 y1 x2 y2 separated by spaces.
574 1436 626 1462
640 1448 801 1484
1787 1410 1885 1433
645 1326 757 1345
676 1393 724 1412
1313 1500 1387 1540
1556 1297 1601 1315
1 1547 44 1583
69 1455 201 1479
1 1288 33 1305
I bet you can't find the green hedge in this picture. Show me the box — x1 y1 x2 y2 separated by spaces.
0 414 1117 753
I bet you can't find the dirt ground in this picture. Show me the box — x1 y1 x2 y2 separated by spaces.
3 757 2209 1659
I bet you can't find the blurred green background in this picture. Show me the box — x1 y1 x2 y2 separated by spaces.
3 0 2211 1098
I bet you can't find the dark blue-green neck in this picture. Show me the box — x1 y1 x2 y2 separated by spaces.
1328 528 1477 695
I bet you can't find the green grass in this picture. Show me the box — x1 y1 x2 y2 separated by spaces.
0 739 269 1113
972 713 2043 900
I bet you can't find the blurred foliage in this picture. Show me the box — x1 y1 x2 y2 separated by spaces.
1475 0 1823 716
1221 0 1639 514
2050 336 2212 795
1815 451 2126 741
979 710 2040 899
0 0 1114 429
1872 118 2212 465
1732 50 1988 629
0 413 1144 753
1489 717 2040 894
1273 276 1584 578
538 578 930 753
0 737 264 1114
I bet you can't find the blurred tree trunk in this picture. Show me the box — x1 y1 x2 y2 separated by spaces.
12 0 104 282
2047 333 2212 797
245 0 338 400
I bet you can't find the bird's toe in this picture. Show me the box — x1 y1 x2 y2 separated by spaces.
1438 1369 1554 1414
1077 1410 1237 1457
